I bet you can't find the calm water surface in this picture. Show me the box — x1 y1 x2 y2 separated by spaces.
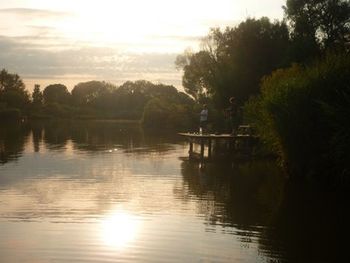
0 121 347 263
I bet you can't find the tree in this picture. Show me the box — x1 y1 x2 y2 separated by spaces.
43 84 71 104
71 81 115 106
284 0 350 53
113 80 190 120
0 69 25 92
32 84 43 106
176 18 290 107
0 69 29 109
176 51 215 101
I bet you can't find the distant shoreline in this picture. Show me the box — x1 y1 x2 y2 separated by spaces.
0 117 142 124
28 118 141 124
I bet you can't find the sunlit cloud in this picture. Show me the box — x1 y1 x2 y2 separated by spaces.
0 35 181 90
0 8 70 17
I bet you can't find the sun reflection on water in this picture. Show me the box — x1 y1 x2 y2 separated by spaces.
100 211 141 249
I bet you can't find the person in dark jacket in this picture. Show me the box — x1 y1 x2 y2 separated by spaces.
226 97 238 134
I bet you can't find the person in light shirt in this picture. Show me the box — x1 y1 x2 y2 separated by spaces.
199 104 208 134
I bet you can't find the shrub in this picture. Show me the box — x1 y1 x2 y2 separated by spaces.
142 98 194 130
244 52 350 183
0 108 21 120
43 103 77 118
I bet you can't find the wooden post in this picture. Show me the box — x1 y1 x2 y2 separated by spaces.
229 137 235 151
208 138 212 160
189 139 193 159
200 138 205 160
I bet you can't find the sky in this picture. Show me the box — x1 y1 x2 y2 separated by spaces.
0 0 285 91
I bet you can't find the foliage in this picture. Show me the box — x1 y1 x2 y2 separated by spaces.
111 81 194 121
42 103 79 118
16 78 195 125
0 69 29 110
0 69 26 92
0 108 21 120
142 98 194 130
176 18 291 107
244 52 350 183
43 84 71 105
71 81 115 106
32 85 43 106
138 81 195 130
111 80 151 119
284 0 350 60
176 51 214 101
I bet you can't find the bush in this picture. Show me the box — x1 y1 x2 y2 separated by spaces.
142 98 194 130
43 103 78 118
0 108 21 120
244 52 350 183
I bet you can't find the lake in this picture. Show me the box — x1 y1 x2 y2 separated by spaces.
0 121 347 262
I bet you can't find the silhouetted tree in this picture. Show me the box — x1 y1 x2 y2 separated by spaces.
284 0 350 59
71 81 115 106
43 84 71 105
176 51 214 102
32 84 43 106
0 69 29 110
176 18 290 107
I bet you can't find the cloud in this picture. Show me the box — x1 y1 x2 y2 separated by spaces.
0 8 72 47
201 19 241 28
148 35 202 42
0 35 182 90
0 8 70 18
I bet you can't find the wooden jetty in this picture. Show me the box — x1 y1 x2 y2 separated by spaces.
179 126 256 161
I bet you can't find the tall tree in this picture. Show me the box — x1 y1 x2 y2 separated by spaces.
43 84 71 104
32 84 43 106
71 81 115 106
176 18 290 107
176 51 215 102
284 0 350 54
0 69 29 109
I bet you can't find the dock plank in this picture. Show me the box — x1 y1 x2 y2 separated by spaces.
178 132 256 161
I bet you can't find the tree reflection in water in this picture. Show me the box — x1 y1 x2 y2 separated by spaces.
0 122 30 164
178 160 349 262
29 120 181 154
178 160 285 229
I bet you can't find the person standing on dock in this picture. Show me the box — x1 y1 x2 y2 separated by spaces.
199 104 208 134
227 97 238 135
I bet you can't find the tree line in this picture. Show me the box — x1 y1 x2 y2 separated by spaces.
0 74 196 129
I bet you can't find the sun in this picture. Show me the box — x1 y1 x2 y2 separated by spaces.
31 0 237 51
100 211 141 249
18 0 255 53
51 0 171 46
